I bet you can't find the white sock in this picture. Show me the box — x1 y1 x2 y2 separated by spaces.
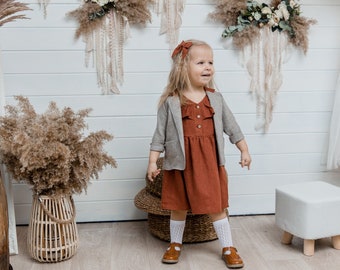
213 217 233 249
170 219 186 244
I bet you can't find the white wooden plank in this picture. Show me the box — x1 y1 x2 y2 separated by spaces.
14 200 147 224
225 133 329 155
223 91 334 114
2 91 334 117
1 27 227 51
11 152 335 199
109 132 329 159
274 91 334 113
1 28 85 51
97 152 334 179
255 112 332 134
282 49 340 71
83 112 331 138
302 6 340 26
3 70 337 96
0 50 243 73
228 172 340 195
2 49 338 75
230 172 340 215
229 194 275 215
12 170 339 206
5 95 160 116
85 116 156 137
226 153 328 175
1 26 338 52
3 72 168 95
13 172 339 222
229 112 332 134
12 179 146 204
279 70 338 92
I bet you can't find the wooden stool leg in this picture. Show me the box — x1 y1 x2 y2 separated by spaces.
281 231 293 244
303 239 315 256
332 235 340 249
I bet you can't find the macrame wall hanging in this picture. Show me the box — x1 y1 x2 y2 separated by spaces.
210 0 316 132
68 0 153 94
37 0 50 18
153 0 186 51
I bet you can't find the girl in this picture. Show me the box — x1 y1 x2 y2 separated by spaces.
147 39 251 269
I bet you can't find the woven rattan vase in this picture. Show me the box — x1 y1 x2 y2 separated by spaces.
27 195 78 262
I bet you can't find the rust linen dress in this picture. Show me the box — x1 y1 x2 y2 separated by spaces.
161 92 229 214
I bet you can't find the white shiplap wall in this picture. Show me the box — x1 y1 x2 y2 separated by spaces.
0 0 340 224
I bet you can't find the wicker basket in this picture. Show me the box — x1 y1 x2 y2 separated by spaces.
148 213 218 243
27 195 79 262
135 156 230 243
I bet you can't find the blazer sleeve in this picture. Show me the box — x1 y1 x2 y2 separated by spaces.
150 101 168 152
221 95 244 144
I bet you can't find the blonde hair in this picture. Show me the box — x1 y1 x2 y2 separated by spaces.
158 39 215 106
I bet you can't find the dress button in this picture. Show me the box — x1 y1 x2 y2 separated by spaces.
197 115 201 119
196 105 200 109
197 124 202 128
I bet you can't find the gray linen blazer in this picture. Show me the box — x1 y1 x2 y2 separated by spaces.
150 90 244 170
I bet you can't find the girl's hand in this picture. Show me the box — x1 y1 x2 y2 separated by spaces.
147 162 161 182
239 151 252 170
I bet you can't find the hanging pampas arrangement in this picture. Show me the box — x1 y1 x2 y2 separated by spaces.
153 0 185 51
37 0 49 18
0 0 30 27
68 0 153 94
209 0 316 132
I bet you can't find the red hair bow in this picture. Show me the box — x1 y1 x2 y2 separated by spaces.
171 41 193 60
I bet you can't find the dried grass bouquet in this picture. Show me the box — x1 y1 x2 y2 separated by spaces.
0 0 31 27
0 96 117 196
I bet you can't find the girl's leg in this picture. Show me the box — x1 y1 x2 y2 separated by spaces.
170 210 187 244
210 211 233 247
210 211 244 269
162 210 187 264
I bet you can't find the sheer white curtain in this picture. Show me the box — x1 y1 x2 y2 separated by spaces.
327 72 340 170
0 50 18 254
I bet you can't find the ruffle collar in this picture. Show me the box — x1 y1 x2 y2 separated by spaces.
182 95 215 119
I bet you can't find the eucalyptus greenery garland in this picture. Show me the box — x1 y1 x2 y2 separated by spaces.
222 0 301 39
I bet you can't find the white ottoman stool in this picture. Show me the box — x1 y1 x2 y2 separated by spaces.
275 181 340 256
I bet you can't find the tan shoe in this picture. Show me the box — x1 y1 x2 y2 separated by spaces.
162 243 182 264
221 247 244 269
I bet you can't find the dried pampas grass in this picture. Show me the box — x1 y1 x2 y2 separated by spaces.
0 96 117 196
209 0 247 29
67 2 107 39
0 0 31 27
232 26 260 50
116 0 153 25
68 0 153 40
290 16 316 54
